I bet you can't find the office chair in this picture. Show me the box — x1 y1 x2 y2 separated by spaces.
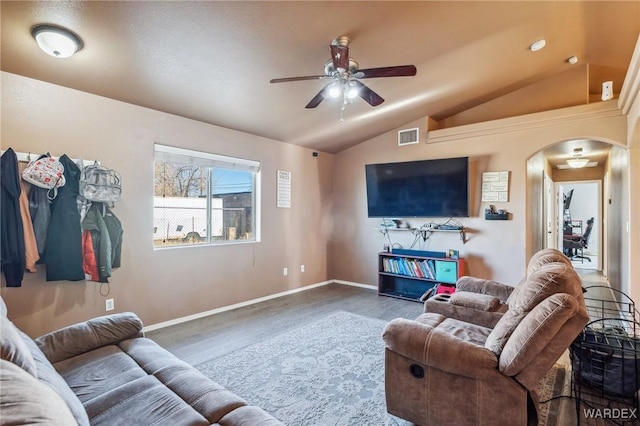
563 217 594 262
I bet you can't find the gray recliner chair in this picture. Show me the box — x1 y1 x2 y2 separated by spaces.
383 258 587 426
424 248 571 329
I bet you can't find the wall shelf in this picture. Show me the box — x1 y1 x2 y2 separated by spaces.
376 226 466 243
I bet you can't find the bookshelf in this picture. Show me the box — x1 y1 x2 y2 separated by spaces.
378 251 465 302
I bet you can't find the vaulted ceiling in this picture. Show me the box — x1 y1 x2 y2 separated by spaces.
2 1 639 154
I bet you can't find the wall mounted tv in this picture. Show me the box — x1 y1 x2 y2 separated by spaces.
365 157 469 218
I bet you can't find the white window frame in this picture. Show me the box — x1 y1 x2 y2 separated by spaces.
153 144 261 248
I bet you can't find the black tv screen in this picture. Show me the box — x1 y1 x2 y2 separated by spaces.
365 157 469 218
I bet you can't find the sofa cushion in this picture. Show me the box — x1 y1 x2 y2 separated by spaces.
526 248 571 275
456 276 514 302
20 331 91 426
500 293 579 376
0 359 78 426
486 262 580 355
437 317 492 347
55 337 258 425
119 338 249 423
507 249 572 304
35 312 143 364
53 344 148 403
85 375 212 426
1 314 37 377
449 291 501 312
509 262 580 312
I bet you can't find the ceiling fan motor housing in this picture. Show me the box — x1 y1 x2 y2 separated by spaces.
324 58 359 77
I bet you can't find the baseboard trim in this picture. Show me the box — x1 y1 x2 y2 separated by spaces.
144 280 362 332
332 279 377 291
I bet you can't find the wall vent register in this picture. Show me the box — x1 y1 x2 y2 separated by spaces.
398 128 419 146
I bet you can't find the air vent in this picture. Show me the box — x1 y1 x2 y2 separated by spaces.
398 128 419 146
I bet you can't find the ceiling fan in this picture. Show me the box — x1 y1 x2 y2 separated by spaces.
270 36 417 110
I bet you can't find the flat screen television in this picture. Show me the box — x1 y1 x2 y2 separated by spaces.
365 157 469 218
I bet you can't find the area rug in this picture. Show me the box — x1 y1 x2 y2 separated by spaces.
197 311 408 425
196 311 564 426
537 362 567 426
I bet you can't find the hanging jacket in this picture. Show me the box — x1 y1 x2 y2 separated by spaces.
82 203 112 283
81 230 100 281
43 155 85 281
19 180 39 272
28 155 52 259
102 205 123 268
1 148 26 287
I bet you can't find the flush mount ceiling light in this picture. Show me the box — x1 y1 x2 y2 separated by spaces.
529 39 546 52
31 24 83 58
566 148 589 168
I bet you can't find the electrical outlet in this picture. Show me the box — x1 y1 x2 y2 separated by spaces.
283 267 288 276
301 265 305 272
105 298 114 311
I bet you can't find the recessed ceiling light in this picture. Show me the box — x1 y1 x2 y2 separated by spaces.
568 56 578 65
529 39 546 52
31 24 83 58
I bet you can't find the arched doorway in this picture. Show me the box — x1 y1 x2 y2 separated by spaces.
526 138 628 291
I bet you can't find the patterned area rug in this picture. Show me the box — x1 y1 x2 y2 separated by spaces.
197 311 408 425
196 311 564 426
537 362 567 426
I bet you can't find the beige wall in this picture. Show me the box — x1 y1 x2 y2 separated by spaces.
329 102 628 289
2 69 638 337
1 72 334 337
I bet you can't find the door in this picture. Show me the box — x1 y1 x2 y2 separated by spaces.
544 173 556 248
556 184 565 251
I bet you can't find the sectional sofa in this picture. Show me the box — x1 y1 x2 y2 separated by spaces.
0 296 282 425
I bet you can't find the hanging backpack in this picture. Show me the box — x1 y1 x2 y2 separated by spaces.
79 162 122 204
22 154 66 190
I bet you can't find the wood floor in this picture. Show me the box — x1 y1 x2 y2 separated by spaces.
147 270 618 425
146 283 423 366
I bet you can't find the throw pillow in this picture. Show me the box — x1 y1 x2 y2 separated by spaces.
20 331 90 426
0 359 78 425
1 315 37 377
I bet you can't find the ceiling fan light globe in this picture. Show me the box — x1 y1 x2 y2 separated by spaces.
328 86 341 98
567 158 589 168
347 87 359 99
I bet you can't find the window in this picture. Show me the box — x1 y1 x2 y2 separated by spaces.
153 144 260 247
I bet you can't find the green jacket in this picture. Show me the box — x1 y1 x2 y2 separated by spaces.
82 203 122 282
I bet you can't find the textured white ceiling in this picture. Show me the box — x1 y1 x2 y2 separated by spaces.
2 1 639 153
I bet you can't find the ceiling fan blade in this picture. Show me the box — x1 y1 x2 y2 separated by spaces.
352 80 384 106
330 44 350 71
355 65 417 79
270 75 327 83
305 86 329 109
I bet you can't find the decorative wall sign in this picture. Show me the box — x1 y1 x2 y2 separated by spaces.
277 170 291 208
482 171 510 202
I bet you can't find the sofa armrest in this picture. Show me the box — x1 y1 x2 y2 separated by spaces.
456 276 514 301
449 291 501 312
35 312 143 364
383 318 498 380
